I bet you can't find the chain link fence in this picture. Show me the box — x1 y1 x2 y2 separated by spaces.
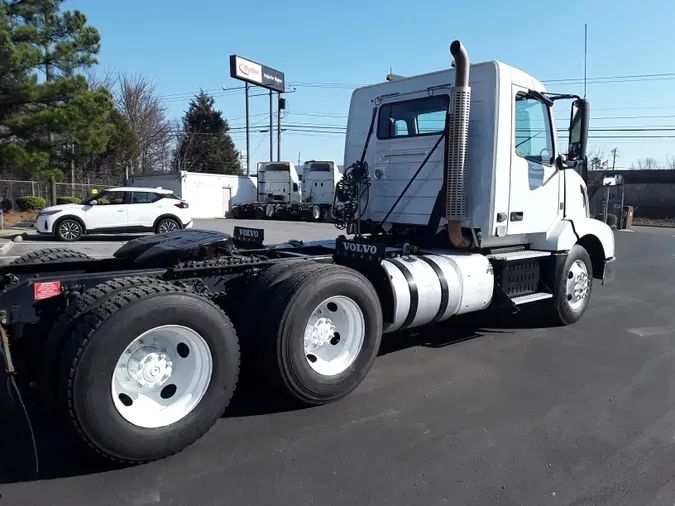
0 180 118 210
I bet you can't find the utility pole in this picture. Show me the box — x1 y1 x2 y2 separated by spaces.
584 23 588 99
277 96 285 161
245 83 250 176
611 147 618 171
269 90 273 163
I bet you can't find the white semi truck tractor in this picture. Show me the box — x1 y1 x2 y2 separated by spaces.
299 160 343 221
230 161 302 219
0 40 615 465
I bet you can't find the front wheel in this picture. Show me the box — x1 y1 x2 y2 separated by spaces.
55 219 83 242
257 263 383 405
549 244 593 325
57 283 240 463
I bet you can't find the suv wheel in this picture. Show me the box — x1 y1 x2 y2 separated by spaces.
56 219 84 242
156 218 181 234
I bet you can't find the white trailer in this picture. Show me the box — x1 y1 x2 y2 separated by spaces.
1 40 615 465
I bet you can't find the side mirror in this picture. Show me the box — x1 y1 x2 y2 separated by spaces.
568 98 590 161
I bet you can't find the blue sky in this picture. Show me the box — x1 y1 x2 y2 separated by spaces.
67 0 675 171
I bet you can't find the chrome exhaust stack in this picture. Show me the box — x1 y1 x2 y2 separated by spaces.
446 40 471 248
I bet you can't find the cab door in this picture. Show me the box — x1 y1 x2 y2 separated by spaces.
507 87 562 235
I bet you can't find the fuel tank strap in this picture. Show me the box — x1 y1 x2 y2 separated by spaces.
388 258 419 330
417 256 450 323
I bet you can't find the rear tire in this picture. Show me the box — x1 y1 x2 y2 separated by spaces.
57 283 240 463
42 276 165 401
548 244 593 326
9 248 92 265
55 218 83 242
257 263 383 405
231 207 241 219
155 217 181 234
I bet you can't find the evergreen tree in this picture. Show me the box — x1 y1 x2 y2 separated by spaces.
173 90 241 175
0 0 115 179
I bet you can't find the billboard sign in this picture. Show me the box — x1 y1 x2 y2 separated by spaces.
229 55 285 93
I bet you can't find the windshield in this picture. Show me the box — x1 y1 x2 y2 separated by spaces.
264 163 290 172
309 163 332 172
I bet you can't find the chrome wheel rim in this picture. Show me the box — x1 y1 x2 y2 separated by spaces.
159 220 179 233
59 221 81 240
566 259 590 310
111 325 213 429
304 295 365 376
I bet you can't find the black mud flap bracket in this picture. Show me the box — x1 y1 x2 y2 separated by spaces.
334 236 386 266
233 226 265 250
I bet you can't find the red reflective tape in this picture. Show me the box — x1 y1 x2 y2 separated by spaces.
34 281 61 301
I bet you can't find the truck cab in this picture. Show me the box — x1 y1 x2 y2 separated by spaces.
301 160 342 206
256 161 302 205
343 57 614 274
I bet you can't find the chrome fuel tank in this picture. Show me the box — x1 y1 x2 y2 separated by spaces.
381 252 494 333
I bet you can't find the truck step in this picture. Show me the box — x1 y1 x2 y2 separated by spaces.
510 292 554 305
487 250 552 261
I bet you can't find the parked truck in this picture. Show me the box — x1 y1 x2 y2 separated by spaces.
0 41 614 467
298 160 343 221
230 161 302 219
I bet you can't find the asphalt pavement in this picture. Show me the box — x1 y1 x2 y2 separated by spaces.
0 218 341 263
1 224 674 505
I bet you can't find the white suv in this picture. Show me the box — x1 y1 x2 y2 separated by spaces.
35 187 193 241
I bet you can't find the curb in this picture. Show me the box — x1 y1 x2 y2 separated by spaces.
0 238 13 255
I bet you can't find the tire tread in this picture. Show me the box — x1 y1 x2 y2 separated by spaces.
57 280 240 464
9 248 92 265
257 263 378 403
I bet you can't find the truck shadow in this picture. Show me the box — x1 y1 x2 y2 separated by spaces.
0 306 557 484
223 306 555 419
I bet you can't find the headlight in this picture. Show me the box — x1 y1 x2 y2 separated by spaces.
38 210 62 217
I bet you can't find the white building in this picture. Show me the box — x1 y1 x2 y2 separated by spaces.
126 171 257 219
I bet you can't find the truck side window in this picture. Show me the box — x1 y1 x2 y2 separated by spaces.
515 94 554 165
293 183 298 192
377 95 449 140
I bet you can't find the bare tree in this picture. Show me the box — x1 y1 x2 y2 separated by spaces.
115 74 173 175
586 145 606 164
83 67 118 92
665 156 675 170
631 157 663 170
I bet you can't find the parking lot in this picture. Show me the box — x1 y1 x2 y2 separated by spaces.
1 222 674 505
0 218 341 263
